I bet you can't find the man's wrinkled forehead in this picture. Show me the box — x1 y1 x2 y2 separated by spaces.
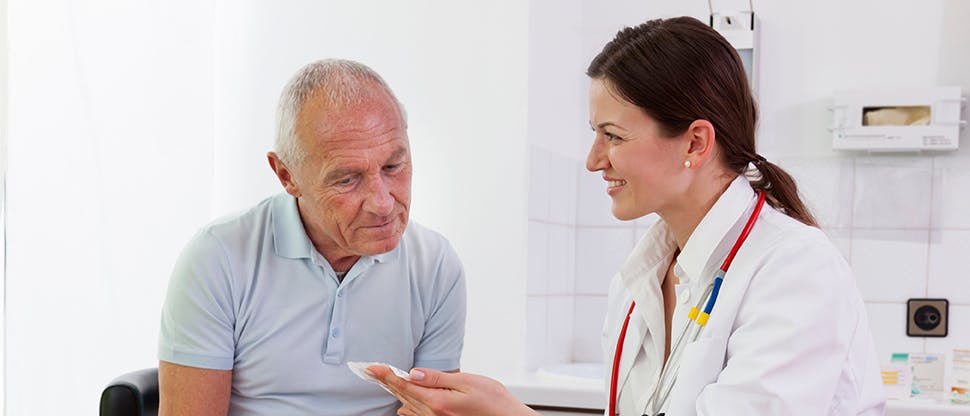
298 92 406 145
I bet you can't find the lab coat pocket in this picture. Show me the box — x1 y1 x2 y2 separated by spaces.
665 336 727 416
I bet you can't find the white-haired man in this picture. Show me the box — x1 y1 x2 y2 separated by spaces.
158 59 466 415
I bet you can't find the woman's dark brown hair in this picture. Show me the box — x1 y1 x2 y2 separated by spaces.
587 17 817 227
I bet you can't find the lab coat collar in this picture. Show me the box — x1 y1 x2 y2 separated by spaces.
677 175 756 284
616 218 678 390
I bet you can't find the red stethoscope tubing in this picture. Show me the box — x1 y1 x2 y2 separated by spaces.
607 191 766 416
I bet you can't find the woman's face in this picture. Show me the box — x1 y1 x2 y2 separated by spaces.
585 78 688 221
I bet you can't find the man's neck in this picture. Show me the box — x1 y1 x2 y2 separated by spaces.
323 252 360 273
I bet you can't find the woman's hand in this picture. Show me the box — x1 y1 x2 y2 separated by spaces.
367 366 538 416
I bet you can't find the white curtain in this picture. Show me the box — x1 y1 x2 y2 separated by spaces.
5 1 528 413
5 1 221 414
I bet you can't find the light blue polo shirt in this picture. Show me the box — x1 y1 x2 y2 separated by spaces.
159 193 466 415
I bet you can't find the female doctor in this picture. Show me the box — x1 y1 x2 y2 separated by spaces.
370 16 886 416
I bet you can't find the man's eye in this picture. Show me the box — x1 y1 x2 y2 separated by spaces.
383 163 402 172
335 177 354 186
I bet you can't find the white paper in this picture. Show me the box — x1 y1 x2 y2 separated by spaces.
909 353 945 401
952 349 970 405
347 361 411 394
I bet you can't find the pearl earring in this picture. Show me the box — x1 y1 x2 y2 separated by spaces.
684 160 692 168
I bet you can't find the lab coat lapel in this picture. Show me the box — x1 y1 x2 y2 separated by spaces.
615 232 672 399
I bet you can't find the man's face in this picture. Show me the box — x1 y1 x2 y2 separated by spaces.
284 88 411 262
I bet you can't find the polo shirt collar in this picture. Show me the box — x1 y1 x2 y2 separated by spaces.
676 175 756 282
271 193 402 264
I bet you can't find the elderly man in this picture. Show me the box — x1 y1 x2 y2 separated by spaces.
158 59 466 415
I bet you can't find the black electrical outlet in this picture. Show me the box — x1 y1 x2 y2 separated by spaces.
907 298 948 337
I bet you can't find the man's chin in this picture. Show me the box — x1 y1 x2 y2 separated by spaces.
358 235 403 256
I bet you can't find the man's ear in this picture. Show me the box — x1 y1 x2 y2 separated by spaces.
683 119 717 168
267 151 302 198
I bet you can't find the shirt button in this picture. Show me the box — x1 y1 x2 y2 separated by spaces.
337 291 344 298
673 263 687 279
332 329 340 338
679 287 691 304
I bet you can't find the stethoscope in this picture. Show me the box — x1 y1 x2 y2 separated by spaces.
608 191 766 416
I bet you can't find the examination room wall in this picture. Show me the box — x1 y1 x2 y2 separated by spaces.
526 0 970 371
3 1 970 414
3 0 528 414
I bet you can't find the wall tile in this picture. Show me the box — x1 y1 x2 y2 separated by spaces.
822 227 852 263
527 0 587 159
572 295 608 363
853 156 932 229
574 227 636 295
528 146 551 221
931 155 970 229
927 230 970 305
851 229 929 302
634 226 651 246
865 302 925 365
636 212 660 228
576 165 627 226
780 156 854 228
548 153 578 225
547 225 576 295
924 305 970 357
527 297 549 370
528 221 550 296
546 296 575 366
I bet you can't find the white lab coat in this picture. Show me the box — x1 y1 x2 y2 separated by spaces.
602 176 886 416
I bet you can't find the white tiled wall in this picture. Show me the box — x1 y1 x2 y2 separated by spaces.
529 149 970 370
851 229 930 303
780 154 970 366
527 146 647 368
525 0 970 373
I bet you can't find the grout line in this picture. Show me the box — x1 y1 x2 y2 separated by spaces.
820 226 970 231
864 300 970 307
528 217 639 228
848 157 856 263
924 156 936 298
845 226 970 231
529 223 970 233
569 293 609 298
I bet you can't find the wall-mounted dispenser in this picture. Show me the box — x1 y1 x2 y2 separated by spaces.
710 1 758 92
830 87 965 152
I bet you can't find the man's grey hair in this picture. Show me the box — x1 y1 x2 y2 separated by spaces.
274 59 407 166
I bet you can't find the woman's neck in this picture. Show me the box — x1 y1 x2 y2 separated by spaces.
660 173 737 251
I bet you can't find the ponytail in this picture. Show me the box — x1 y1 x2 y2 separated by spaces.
746 155 817 227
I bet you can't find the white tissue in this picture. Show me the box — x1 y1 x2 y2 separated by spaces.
347 361 410 394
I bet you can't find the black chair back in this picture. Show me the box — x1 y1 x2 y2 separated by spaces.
99 368 159 416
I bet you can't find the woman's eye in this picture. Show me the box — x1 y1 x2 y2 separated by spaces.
604 132 622 142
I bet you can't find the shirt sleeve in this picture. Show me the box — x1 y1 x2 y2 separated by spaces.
412 241 466 371
693 235 858 415
158 228 236 370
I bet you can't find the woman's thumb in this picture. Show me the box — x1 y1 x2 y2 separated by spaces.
407 368 454 388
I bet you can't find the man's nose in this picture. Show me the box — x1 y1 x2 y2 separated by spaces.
363 176 395 216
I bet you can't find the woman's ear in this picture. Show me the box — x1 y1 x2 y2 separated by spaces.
683 119 716 168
